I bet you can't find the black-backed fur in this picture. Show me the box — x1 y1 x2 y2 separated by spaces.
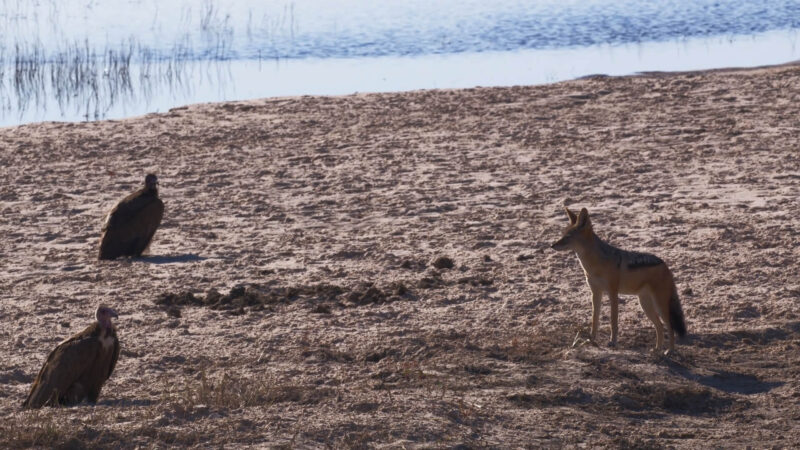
625 251 664 270
597 240 664 270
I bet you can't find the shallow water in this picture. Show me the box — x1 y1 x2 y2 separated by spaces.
2 0 800 126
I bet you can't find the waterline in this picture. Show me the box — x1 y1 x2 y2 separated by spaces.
2 28 800 127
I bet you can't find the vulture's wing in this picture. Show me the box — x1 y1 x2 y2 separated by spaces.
23 328 102 408
131 198 164 256
107 331 120 380
102 189 154 230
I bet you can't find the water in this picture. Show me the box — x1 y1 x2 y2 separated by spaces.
2 0 800 127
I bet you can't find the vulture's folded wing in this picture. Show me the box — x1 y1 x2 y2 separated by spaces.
100 196 163 258
134 198 164 255
107 333 120 380
103 192 153 231
23 334 102 408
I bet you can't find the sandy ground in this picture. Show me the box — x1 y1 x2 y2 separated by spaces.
1 62 799 448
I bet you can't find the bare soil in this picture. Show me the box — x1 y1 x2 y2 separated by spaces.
1 63 799 448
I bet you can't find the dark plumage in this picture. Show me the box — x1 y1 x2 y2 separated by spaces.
98 174 164 260
23 306 120 408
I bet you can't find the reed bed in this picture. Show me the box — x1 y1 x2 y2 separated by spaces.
0 0 296 124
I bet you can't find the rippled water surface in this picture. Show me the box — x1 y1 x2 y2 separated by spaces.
2 0 800 126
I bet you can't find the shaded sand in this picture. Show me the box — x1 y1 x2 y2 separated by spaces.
1 63 799 448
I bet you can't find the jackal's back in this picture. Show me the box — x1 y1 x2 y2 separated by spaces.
597 240 664 270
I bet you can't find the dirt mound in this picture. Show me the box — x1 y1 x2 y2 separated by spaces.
430 256 455 269
155 281 413 315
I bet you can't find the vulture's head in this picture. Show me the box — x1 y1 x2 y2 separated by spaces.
96 305 119 329
144 173 159 191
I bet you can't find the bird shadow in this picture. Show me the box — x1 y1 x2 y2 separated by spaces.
138 254 205 264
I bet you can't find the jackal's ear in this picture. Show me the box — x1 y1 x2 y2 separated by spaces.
576 208 591 229
564 207 578 224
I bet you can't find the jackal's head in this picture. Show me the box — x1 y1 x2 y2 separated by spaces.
551 207 593 251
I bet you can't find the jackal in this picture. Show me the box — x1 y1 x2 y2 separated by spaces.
551 207 686 354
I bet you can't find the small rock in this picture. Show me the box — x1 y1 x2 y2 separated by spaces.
388 281 408 296
311 304 332 314
418 277 441 289
204 288 222 305
616 395 641 410
431 256 455 269
229 285 246 298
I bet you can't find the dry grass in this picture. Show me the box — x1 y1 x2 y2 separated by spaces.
0 411 76 448
160 370 332 413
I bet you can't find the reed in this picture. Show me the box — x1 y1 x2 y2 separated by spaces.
0 0 298 124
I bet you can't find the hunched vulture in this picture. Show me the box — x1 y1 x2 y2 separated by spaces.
23 305 120 408
98 173 164 260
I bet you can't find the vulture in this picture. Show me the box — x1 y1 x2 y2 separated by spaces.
23 305 120 408
98 173 164 260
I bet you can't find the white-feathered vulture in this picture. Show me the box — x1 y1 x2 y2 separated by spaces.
23 305 120 408
98 173 164 260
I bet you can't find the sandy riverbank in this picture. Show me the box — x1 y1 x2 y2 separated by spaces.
0 63 798 447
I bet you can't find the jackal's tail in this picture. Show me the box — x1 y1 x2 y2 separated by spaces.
669 287 687 338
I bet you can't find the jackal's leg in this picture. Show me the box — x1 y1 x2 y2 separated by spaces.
655 293 675 353
637 293 665 352
609 291 619 347
590 288 602 342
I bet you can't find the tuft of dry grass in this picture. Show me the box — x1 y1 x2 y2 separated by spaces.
159 370 333 414
1 410 81 448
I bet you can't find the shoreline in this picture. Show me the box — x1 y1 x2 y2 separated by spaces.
1 62 798 447
3 29 800 127
4 58 798 132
